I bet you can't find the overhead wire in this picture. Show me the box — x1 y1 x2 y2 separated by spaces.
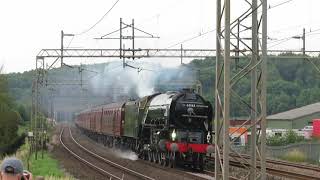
268 0 294 9
163 0 295 49
166 29 216 49
268 27 320 48
66 36 75 49
64 0 120 71
74 0 120 36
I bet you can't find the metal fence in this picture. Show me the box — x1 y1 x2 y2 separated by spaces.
232 142 320 163
266 142 320 163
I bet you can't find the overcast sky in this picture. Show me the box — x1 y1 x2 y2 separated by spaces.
0 0 319 73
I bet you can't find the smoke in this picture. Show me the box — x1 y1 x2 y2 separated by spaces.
87 61 197 102
42 60 197 121
111 149 139 161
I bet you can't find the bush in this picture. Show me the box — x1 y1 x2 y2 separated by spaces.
267 130 304 146
281 149 306 162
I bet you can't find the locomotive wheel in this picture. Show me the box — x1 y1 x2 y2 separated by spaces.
107 141 112 148
169 152 176 168
148 151 153 162
155 151 160 164
163 152 169 167
160 152 166 166
199 154 204 171
141 151 147 160
199 163 204 172
159 152 164 166
157 152 162 165
152 151 157 163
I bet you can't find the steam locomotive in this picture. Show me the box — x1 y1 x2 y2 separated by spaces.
75 89 214 170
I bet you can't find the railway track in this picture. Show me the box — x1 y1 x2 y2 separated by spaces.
63 124 319 180
266 157 320 172
234 153 320 172
206 154 320 180
72 126 218 180
60 126 155 180
203 170 238 180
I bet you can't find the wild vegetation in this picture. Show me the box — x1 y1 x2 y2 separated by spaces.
190 53 320 116
0 138 74 180
0 65 29 156
266 130 305 146
281 149 307 163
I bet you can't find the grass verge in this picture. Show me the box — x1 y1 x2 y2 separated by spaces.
28 151 65 177
281 149 307 162
1 125 74 180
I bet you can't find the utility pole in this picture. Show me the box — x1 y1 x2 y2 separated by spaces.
250 0 258 178
215 0 222 178
292 28 306 55
236 19 240 70
60 30 74 67
97 18 159 68
34 63 39 160
61 31 64 67
132 19 135 59
180 44 183 65
261 1 268 179
215 0 267 179
303 28 306 56
223 1 230 179
120 18 123 65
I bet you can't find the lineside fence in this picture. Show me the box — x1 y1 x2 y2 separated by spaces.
232 142 320 164
267 142 320 163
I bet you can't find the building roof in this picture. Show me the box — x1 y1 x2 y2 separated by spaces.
267 102 320 120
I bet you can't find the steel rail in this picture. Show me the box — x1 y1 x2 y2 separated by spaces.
203 170 238 180
231 153 320 172
206 155 320 180
59 127 122 180
229 160 320 180
68 127 155 180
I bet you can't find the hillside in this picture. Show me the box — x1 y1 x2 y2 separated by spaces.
5 54 320 117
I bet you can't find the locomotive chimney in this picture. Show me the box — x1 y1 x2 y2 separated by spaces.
181 88 194 93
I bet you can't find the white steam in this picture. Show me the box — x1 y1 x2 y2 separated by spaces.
112 149 139 161
88 61 196 102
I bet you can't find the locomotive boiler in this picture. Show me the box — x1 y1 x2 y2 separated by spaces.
75 89 214 170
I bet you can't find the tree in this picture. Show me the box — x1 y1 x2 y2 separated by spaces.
0 65 21 148
0 111 20 147
296 88 320 107
17 104 29 122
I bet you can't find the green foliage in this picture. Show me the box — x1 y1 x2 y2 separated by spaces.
0 66 26 152
0 68 14 111
17 104 29 122
267 130 304 146
190 56 320 116
0 111 20 147
266 135 286 146
296 88 320 107
281 149 307 162
1 140 73 180
29 152 65 177
284 129 304 144
4 54 320 118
